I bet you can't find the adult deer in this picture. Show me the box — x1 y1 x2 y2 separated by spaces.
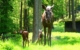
41 5 54 46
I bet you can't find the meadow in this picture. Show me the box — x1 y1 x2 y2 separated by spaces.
0 22 80 50
0 32 80 50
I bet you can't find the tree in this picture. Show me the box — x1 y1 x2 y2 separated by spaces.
53 0 66 19
0 0 13 34
32 0 42 43
23 0 29 30
69 0 71 18
71 0 76 31
19 0 23 30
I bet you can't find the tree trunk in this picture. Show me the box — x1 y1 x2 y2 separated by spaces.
65 0 68 16
23 0 28 30
32 0 42 43
71 0 76 31
24 9 28 30
74 0 78 17
20 0 22 30
69 0 71 18
27 8 30 32
38 0 42 30
27 1 30 32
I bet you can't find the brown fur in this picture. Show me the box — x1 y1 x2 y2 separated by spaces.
36 29 43 44
21 30 29 47
41 5 54 46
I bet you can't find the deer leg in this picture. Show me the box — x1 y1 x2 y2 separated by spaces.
25 40 26 47
23 40 25 47
49 28 51 46
39 38 40 45
44 27 46 45
26 38 29 46
48 27 51 46
36 38 39 44
24 39 26 47
38 34 42 45
28 39 29 46
48 28 50 45
41 38 42 44
27 34 29 46
40 37 43 45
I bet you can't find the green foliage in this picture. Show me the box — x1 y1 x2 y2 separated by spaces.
52 36 80 45
28 0 34 7
51 32 80 46
52 21 64 32
0 32 80 50
53 0 66 18
0 0 14 34
42 0 66 19
10 34 22 45
42 0 49 5
0 41 14 50
2 44 13 50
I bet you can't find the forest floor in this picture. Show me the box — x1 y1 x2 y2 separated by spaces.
0 21 80 50
0 32 80 50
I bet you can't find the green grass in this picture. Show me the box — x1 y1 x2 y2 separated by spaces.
0 21 80 50
0 32 80 50
52 21 64 32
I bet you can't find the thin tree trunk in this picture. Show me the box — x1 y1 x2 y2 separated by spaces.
20 0 22 30
69 0 71 18
27 1 30 32
24 9 28 30
74 0 78 17
65 0 68 16
71 0 76 31
27 8 30 32
23 0 28 30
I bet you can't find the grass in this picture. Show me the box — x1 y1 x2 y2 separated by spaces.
52 21 64 32
0 21 80 50
0 32 80 50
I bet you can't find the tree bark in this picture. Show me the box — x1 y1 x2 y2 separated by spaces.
71 0 76 31
24 9 28 30
23 0 28 30
69 0 71 18
38 0 42 30
20 0 22 30
32 0 42 43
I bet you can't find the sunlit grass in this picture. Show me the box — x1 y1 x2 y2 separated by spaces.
52 32 80 37
0 32 80 50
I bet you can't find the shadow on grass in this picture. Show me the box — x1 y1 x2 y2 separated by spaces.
51 36 80 46
9 34 22 45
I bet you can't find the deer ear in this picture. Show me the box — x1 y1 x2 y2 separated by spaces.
51 4 54 8
42 5 46 10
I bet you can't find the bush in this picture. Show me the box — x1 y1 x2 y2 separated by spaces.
0 42 14 50
52 22 64 32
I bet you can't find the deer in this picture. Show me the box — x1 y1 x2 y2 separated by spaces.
36 29 43 45
41 4 54 46
20 29 29 47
